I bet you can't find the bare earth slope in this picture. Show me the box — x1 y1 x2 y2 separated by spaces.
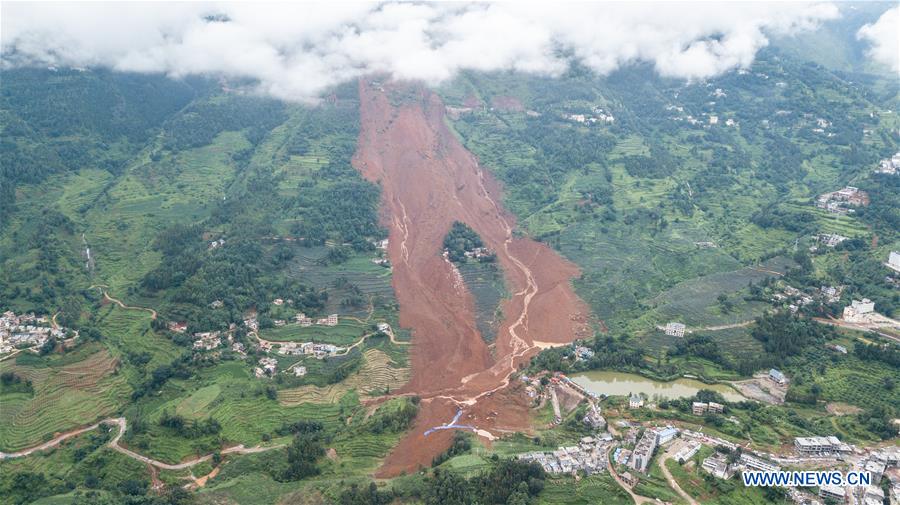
352 80 590 475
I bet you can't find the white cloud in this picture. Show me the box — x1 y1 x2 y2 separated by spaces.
1 2 841 102
857 6 899 73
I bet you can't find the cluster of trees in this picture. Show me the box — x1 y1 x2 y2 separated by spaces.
291 179 382 248
670 334 724 364
368 398 419 434
0 371 33 394
271 430 326 482
432 431 472 467
162 96 286 150
443 221 492 263
530 335 644 374
750 312 833 361
158 410 221 439
854 342 900 368
131 353 195 400
423 460 546 505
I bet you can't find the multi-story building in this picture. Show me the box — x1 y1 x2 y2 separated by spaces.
843 298 875 323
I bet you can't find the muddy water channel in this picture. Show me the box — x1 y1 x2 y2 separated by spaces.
570 370 746 401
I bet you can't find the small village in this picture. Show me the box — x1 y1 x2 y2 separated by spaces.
816 186 869 215
0 311 77 356
515 363 900 505
167 297 353 380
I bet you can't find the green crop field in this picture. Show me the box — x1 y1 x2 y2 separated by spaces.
0 348 130 452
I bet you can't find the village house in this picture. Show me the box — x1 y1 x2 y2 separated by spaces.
843 298 875 323
583 403 606 430
192 331 222 351
255 357 278 378
295 313 313 327
664 322 686 337
232 342 245 355
278 342 305 356
701 454 733 479
826 343 848 354
274 320 286 327
316 314 339 326
243 318 259 331
292 365 307 377
818 233 848 248
210 300 224 309
819 285 842 303
769 368 788 386
875 152 900 175
629 393 644 409
377 322 391 333
574 345 595 360
273 298 284 306
708 402 724 414
692 402 708 415
167 321 187 333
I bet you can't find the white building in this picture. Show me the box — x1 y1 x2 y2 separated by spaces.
655 426 679 445
292 365 307 377
887 251 900 273
674 442 701 464
740 453 779 473
843 298 875 323
794 436 850 456
629 394 644 409
665 322 686 337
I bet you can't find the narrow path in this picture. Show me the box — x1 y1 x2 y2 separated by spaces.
659 452 699 505
0 417 283 470
656 320 754 333
89 285 157 320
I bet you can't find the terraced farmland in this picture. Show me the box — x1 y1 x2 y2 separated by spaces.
638 256 794 328
278 349 409 405
0 350 130 451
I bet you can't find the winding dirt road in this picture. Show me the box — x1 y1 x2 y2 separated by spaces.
88 285 157 320
352 80 591 475
0 417 283 470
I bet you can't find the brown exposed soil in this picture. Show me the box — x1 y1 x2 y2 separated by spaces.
352 80 590 476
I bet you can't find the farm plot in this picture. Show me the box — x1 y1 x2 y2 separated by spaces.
638 257 793 329
458 261 508 343
278 349 409 405
0 349 130 451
